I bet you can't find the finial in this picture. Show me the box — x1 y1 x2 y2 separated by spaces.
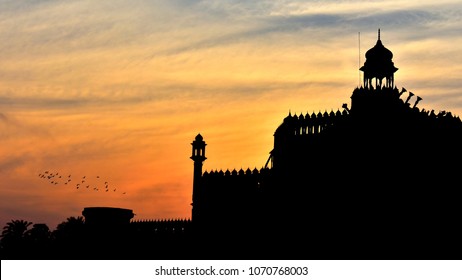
378 28 381 40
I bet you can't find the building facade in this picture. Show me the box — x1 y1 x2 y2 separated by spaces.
189 30 462 258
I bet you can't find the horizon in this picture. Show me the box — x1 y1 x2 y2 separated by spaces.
1 0 462 231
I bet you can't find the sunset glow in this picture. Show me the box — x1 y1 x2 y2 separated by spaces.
1 0 461 230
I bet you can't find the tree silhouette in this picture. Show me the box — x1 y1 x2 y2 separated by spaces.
26 223 50 241
51 216 86 258
24 223 51 258
52 216 85 240
0 219 33 258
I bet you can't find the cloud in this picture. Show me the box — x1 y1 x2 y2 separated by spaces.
0 154 30 173
1 0 460 58
0 0 461 229
146 6 454 59
0 112 8 123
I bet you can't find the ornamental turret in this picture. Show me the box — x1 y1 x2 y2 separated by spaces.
190 133 206 222
360 29 398 89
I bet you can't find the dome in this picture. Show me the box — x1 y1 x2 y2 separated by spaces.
195 133 203 141
361 29 397 74
365 38 393 61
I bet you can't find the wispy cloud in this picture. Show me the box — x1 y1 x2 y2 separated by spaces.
0 0 461 228
0 112 8 123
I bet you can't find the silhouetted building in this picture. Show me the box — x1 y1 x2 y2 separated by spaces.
190 30 462 258
82 207 134 229
16 30 459 260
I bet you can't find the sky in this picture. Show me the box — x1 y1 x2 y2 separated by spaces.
1 0 461 231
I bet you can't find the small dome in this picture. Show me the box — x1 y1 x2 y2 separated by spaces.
195 134 203 141
365 38 393 61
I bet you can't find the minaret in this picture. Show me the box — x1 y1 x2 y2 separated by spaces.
190 133 206 222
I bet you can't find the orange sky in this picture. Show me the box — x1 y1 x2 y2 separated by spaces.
1 0 462 230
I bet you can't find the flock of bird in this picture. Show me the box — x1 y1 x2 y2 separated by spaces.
37 171 127 195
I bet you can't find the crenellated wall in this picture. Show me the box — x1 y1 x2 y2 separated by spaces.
277 86 462 142
130 218 192 235
192 167 272 227
200 167 271 195
281 109 350 136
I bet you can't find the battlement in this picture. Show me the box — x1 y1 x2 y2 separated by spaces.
131 218 191 224
276 86 461 140
130 218 192 234
351 86 462 126
276 108 349 137
192 167 272 224
200 167 271 194
203 167 270 177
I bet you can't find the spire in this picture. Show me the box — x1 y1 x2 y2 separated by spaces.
378 28 380 41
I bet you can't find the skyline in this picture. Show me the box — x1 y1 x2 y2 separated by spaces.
1 0 462 230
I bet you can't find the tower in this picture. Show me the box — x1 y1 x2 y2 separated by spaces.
190 133 206 222
352 29 401 115
359 29 398 89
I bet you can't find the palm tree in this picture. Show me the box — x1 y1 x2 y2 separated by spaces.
53 216 85 238
25 223 50 240
51 216 86 257
0 219 33 258
25 223 51 244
